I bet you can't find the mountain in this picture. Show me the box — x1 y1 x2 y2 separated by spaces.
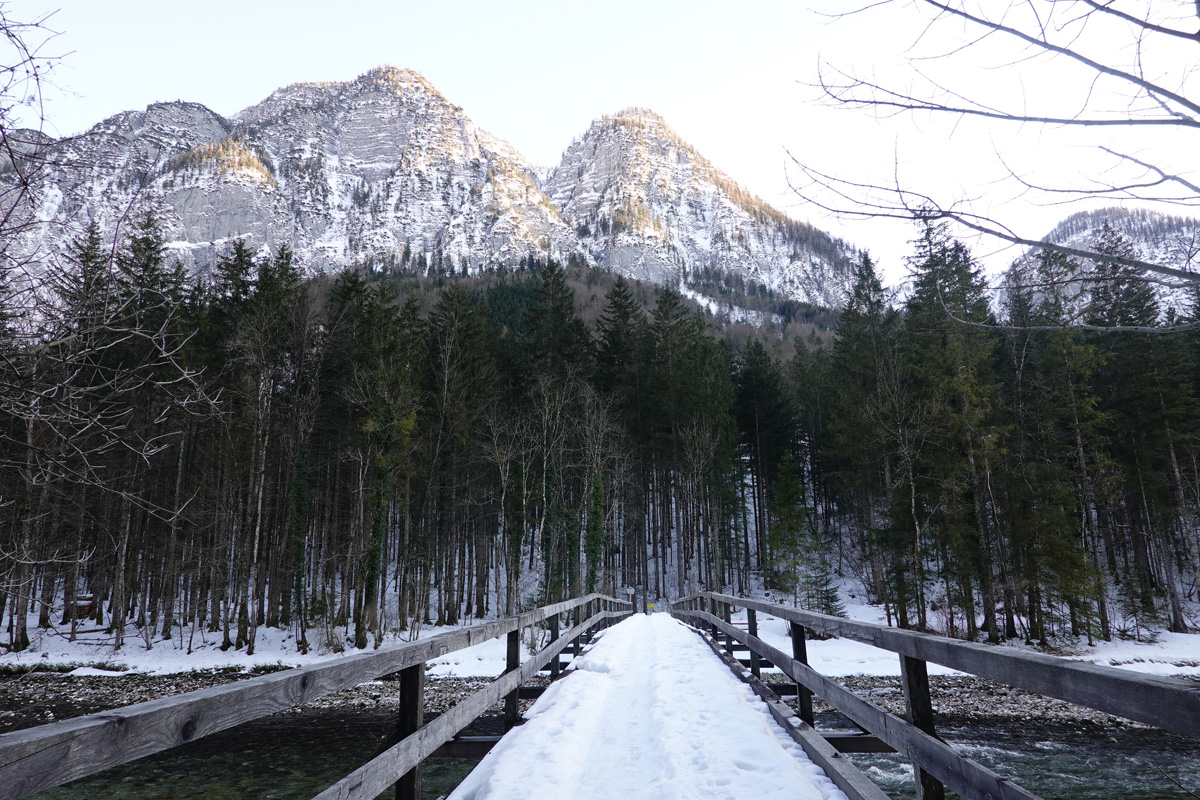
1005 207 1200 318
543 109 856 308
26 67 581 275
1041 207 1200 274
16 68 856 306
18 100 236 263
229 67 581 273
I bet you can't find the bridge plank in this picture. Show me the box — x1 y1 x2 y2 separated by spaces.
0 594 621 800
701 592 1200 740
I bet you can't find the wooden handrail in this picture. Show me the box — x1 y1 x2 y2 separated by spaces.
310 606 628 800
0 593 632 800
683 591 1200 740
672 604 1041 800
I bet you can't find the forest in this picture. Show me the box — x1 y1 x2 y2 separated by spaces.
2 213 1197 656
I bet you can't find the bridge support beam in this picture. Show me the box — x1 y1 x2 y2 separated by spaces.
747 608 761 678
901 654 945 800
549 614 561 680
504 629 520 731
395 663 423 800
787 623 816 729
790 622 815 726
572 605 582 657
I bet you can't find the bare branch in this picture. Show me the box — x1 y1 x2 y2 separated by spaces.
1074 0 1200 44
788 155 1200 284
817 61 1200 128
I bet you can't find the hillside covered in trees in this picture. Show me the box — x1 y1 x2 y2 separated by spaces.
2 216 1197 656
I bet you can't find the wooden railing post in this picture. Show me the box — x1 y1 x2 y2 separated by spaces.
901 654 945 800
721 600 733 654
573 604 582 657
395 663 423 800
504 629 520 731
549 614 561 680
708 595 720 640
747 607 761 678
790 621 815 726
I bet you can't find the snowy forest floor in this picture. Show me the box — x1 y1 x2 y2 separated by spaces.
2 595 1197 679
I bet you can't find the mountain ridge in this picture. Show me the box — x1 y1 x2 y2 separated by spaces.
14 66 857 306
1003 206 1200 319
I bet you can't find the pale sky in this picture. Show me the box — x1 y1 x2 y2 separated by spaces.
20 1 1197 284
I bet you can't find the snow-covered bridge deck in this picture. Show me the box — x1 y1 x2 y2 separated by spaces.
449 614 846 800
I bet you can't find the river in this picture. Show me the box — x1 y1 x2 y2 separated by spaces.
26 708 1200 799
29 707 480 800
848 720 1200 799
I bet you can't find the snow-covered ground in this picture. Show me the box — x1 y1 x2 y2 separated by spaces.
0 620 542 677
3 596 1196 680
726 600 1200 679
1 624 328 675
448 614 848 800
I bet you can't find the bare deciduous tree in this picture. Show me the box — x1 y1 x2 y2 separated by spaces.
793 0 1200 285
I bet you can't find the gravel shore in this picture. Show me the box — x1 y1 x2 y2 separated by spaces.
0 667 534 735
762 674 1166 731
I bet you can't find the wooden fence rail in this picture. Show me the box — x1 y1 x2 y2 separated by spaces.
671 591 1200 800
0 593 632 800
699 591 1200 739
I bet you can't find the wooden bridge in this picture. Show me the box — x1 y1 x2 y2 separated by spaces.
0 591 1196 800
671 592 1200 800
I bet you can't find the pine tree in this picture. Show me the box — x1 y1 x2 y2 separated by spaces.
585 473 605 593
1088 225 1197 634
735 339 796 578
904 222 1003 641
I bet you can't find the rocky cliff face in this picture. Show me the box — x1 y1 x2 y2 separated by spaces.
22 69 858 306
543 109 856 307
229 67 580 273
21 101 234 262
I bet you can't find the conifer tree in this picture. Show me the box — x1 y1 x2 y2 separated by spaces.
904 223 1002 641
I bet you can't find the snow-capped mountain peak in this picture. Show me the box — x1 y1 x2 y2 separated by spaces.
544 107 856 306
18 68 857 306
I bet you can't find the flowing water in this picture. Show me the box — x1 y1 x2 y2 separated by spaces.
848 721 1200 799
23 708 1200 799
29 707 481 800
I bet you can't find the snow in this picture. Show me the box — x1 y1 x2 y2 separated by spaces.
1071 631 1200 677
0 617 542 678
729 598 1200 679
3 584 1196 681
0 623 333 675
448 614 848 800
726 606 969 677
65 666 129 677
678 284 776 326
426 632 535 678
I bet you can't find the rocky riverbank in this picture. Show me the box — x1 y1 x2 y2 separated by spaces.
0 666 535 735
4 662 1188 738
761 673 1172 731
